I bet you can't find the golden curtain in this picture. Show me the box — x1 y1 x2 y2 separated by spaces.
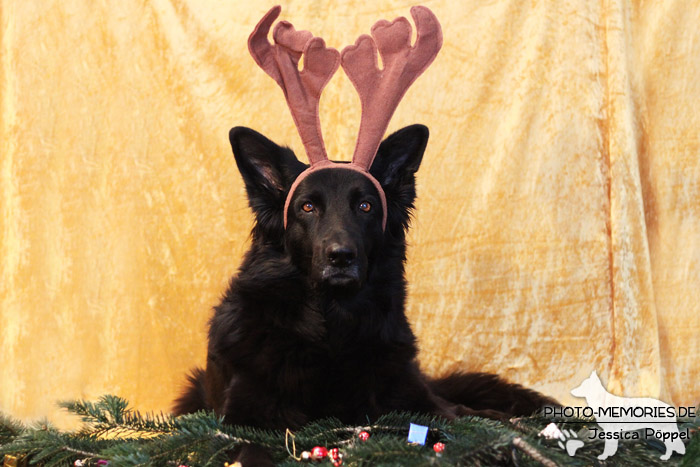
1 1 698 428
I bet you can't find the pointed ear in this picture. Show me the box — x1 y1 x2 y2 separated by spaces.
370 124 428 188
229 127 305 235
369 124 429 232
230 126 305 195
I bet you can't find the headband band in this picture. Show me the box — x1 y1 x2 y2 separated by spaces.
283 162 388 230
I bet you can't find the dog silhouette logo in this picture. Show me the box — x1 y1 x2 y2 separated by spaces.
571 370 686 460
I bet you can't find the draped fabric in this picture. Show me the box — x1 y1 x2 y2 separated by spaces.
1 1 698 428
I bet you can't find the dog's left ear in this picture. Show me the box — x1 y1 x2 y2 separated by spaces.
370 124 428 230
370 124 428 188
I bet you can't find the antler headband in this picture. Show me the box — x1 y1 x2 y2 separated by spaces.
248 5 442 231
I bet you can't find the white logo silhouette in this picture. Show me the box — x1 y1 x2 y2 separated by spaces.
557 428 584 456
540 423 585 456
571 370 686 460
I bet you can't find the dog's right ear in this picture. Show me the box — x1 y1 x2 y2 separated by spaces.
229 127 306 233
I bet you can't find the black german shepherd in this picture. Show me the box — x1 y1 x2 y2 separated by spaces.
174 124 556 460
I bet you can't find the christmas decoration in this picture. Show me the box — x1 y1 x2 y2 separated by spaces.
0 395 697 466
310 446 327 460
2 455 26 467
407 423 429 445
328 447 343 467
358 430 370 442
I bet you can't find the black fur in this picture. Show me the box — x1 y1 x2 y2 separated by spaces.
174 125 556 462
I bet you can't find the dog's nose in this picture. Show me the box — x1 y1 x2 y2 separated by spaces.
326 244 357 267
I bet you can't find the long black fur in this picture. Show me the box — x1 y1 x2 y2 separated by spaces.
174 125 557 462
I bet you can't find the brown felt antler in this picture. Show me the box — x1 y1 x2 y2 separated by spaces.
247 6 442 231
248 5 340 165
341 6 442 170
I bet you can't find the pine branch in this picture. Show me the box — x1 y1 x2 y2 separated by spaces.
1 397 698 466
512 437 557 467
60 396 183 439
0 414 26 444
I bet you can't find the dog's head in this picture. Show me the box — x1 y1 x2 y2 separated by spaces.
230 124 428 292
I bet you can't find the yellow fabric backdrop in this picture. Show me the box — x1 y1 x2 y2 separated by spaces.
1 0 698 428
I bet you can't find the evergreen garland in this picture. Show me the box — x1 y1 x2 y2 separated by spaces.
1 396 697 466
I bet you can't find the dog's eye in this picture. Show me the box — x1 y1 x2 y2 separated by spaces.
302 202 314 213
359 201 371 213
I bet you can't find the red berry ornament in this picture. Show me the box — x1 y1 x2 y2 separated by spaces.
329 448 340 460
311 446 328 460
358 430 370 441
433 442 446 453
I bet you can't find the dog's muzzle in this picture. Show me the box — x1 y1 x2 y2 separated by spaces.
320 243 361 288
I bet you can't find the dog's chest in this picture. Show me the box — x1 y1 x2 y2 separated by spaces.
280 341 386 422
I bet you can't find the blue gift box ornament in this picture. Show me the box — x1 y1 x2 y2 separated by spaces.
407 423 429 445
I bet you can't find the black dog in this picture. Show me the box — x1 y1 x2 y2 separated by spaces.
174 124 556 459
